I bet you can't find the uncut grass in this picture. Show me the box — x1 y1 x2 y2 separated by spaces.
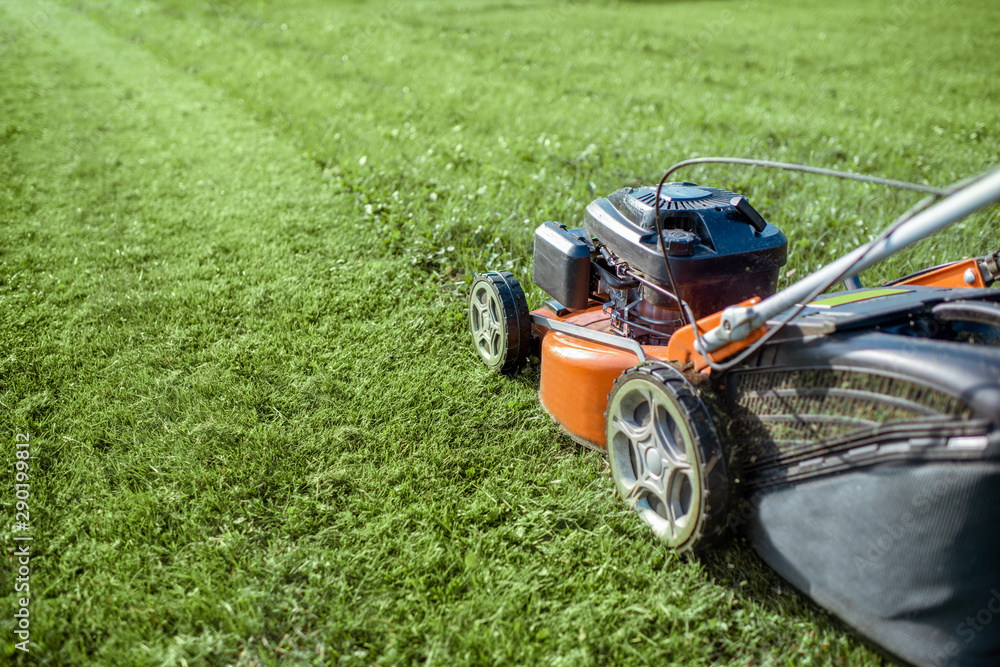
1 0 998 665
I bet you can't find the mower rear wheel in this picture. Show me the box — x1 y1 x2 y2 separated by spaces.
605 363 729 553
469 271 530 374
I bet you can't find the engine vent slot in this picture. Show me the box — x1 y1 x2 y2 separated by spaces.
635 192 704 210
627 184 736 212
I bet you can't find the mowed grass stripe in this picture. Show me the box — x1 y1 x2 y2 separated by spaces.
0 0 939 665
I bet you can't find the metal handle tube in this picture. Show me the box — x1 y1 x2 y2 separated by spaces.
697 166 1000 354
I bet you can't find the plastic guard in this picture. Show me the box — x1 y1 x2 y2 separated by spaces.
894 258 986 288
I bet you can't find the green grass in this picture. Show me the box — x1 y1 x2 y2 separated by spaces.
1 0 998 664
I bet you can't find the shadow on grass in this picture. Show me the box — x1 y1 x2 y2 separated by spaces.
699 541 895 665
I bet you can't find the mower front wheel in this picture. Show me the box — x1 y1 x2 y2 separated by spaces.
605 362 729 553
468 271 531 374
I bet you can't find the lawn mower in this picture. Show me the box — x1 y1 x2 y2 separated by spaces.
468 158 1000 667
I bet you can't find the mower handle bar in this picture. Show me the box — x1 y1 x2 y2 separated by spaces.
695 165 1000 356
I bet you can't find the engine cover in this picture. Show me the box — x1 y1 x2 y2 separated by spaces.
584 183 788 318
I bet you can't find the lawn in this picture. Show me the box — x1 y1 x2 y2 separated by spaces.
1 0 998 664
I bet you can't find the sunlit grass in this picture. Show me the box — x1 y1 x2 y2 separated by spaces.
1 0 998 664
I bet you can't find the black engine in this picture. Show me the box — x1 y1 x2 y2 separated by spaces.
533 182 788 344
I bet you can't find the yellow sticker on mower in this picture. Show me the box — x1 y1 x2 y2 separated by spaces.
809 288 910 308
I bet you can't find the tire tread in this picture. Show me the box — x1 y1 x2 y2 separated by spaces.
606 362 731 554
470 271 531 374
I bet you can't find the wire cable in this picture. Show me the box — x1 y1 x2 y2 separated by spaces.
659 157 957 196
695 193 948 372
648 158 987 372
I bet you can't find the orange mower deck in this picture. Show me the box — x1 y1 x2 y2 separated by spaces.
532 258 987 450
533 304 672 450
